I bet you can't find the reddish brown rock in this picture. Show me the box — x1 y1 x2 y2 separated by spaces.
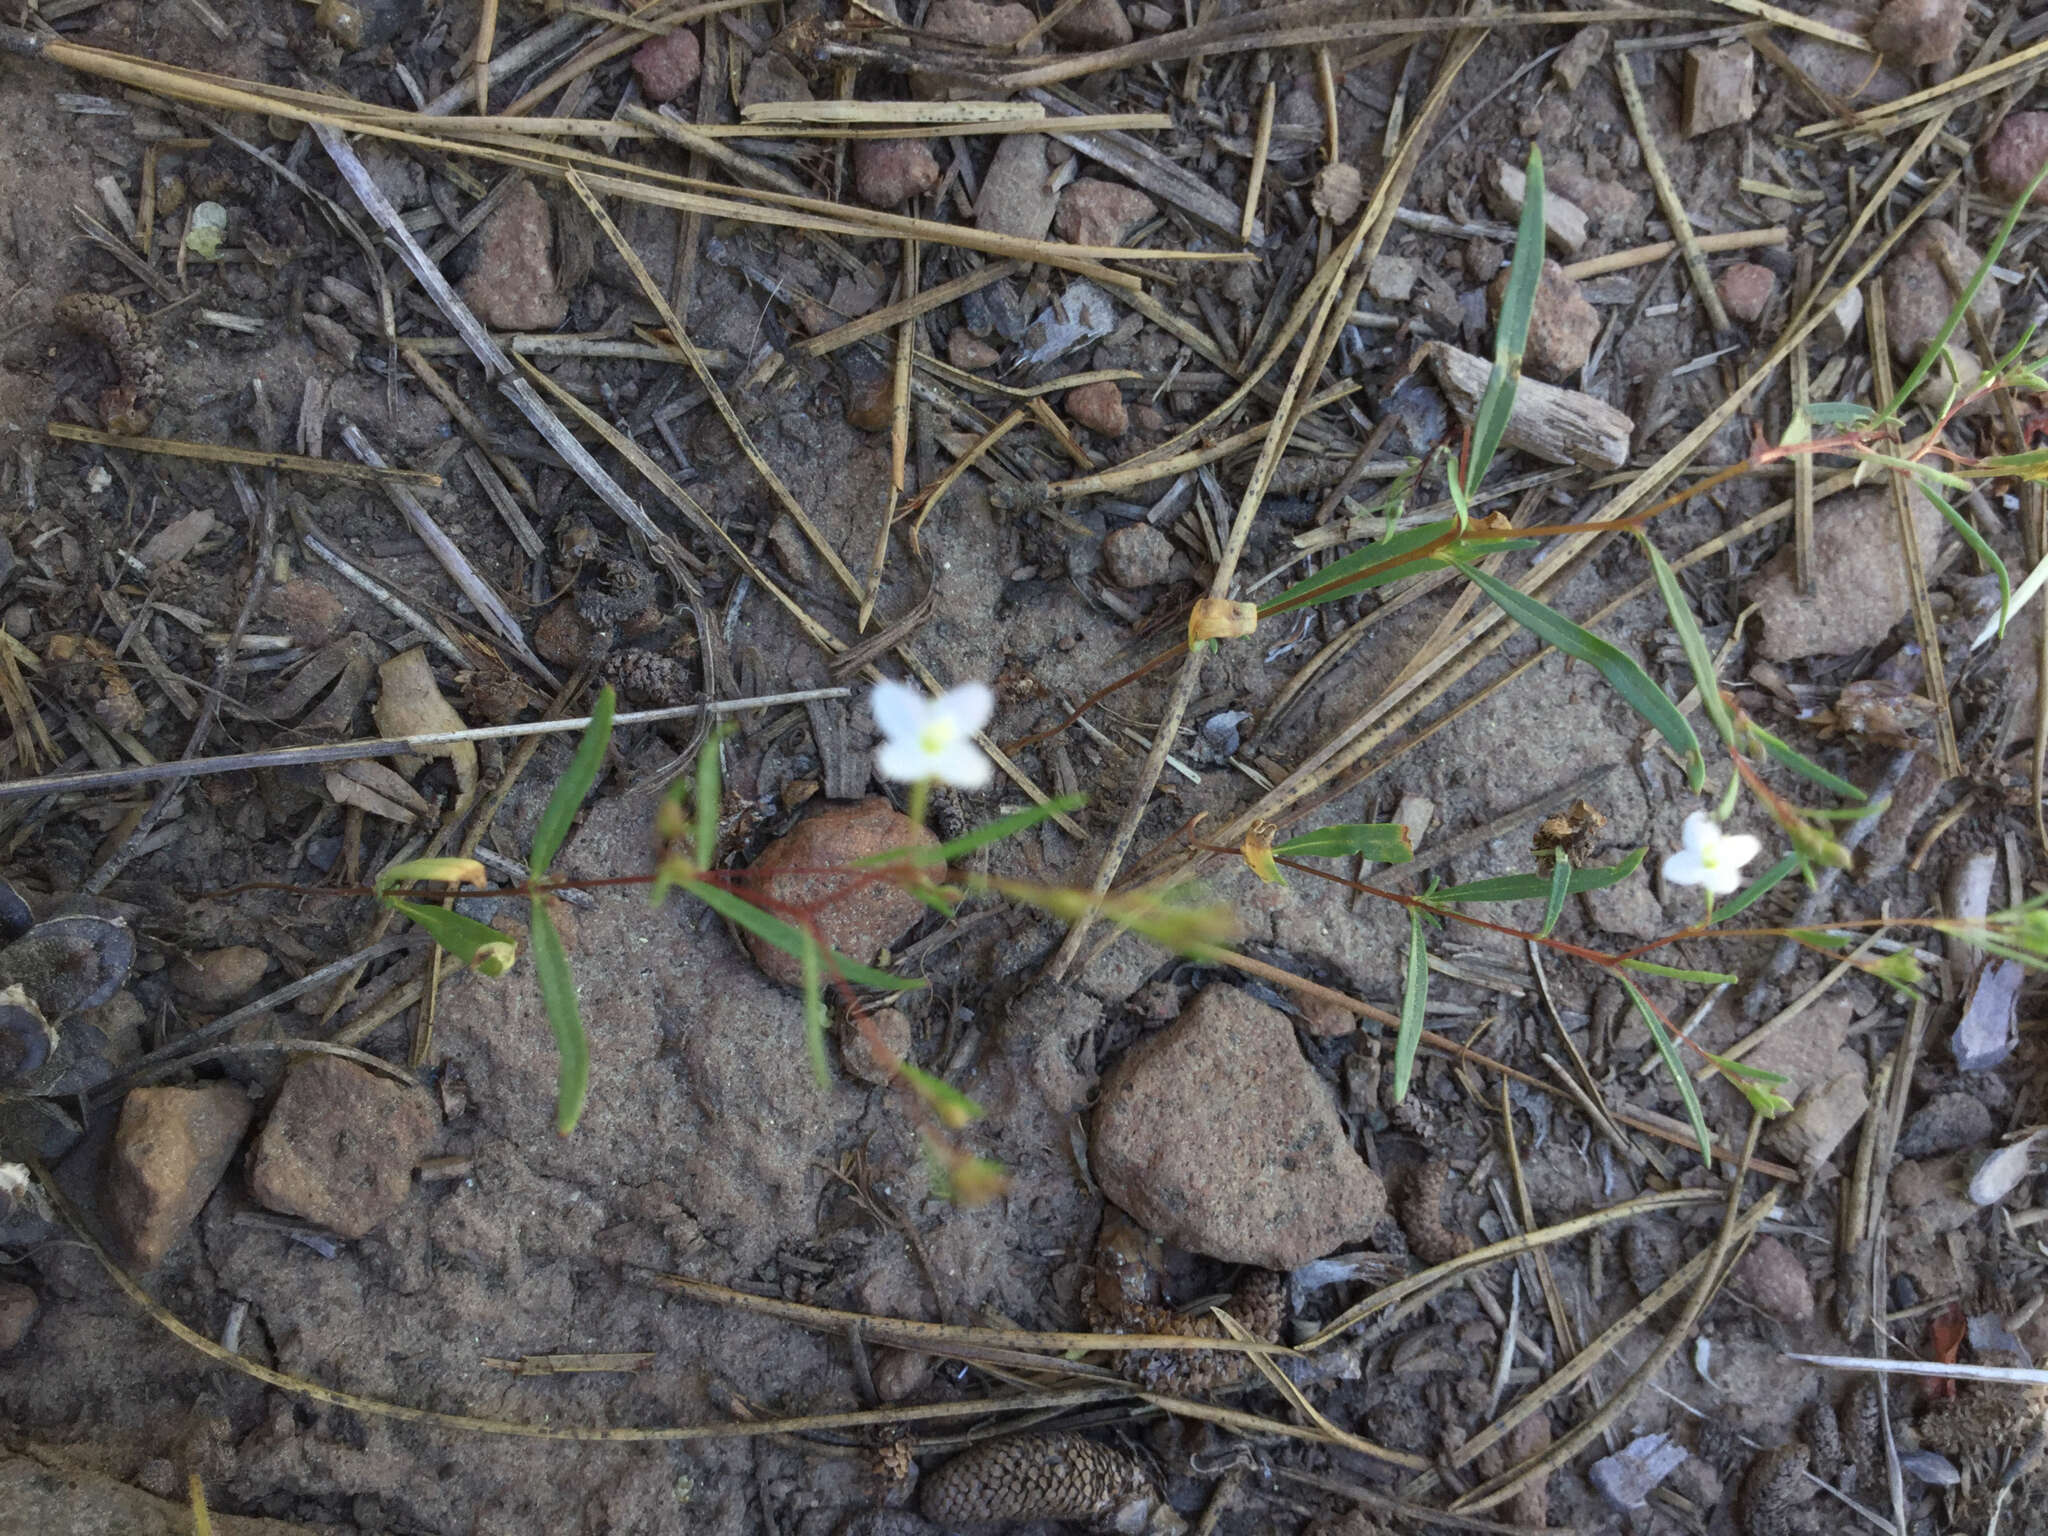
852 138 942 208
534 603 597 667
1747 484 1943 661
947 327 1000 371
0 1282 36 1350
247 1056 437 1239
925 0 1038 47
169 946 269 1008
1052 0 1131 48
1980 112 2048 207
1716 261 1777 324
1731 1235 1815 1323
1066 380 1128 438
262 580 346 648
1882 219 2000 364
1089 984 1385 1268
457 179 568 332
741 799 938 988
1054 179 1156 248
840 1005 912 1086
103 1083 254 1268
631 27 701 104
1489 258 1599 380
1869 0 1965 66
1101 523 1172 588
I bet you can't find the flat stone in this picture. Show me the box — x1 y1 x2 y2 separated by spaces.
1982 113 2048 206
1682 42 1755 136
1368 255 1417 303
1052 0 1130 48
976 135 1060 240
1716 261 1776 324
1089 984 1386 1268
1731 1235 1814 1323
924 0 1038 46
1065 379 1128 438
1870 0 1966 66
1310 164 1364 225
138 510 215 568
1882 220 2000 364
1054 178 1155 248
631 27 701 105
262 580 346 648
169 945 269 1008
0 1281 37 1350
840 1005 912 1086
1101 523 1172 588
103 1083 253 1268
1551 24 1609 91
740 799 938 988
1483 160 1587 255
1747 483 1942 661
1490 258 1598 380
1785 8 1916 103
456 179 568 332
246 1056 437 1239
1896 1091 1995 1159
852 138 942 208
947 327 1000 370
738 53 813 108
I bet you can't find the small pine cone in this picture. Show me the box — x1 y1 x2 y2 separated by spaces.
920 1433 1157 1527
56 291 164 434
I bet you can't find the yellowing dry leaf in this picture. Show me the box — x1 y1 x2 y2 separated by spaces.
372 647 477 814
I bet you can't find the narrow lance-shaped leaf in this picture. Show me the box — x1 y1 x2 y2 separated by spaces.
1742 720 1866 802
1261 517 1535 618
384 898 516 978
685 878 922 990
1638 532 1735 750
1454 558 1704 789
530 897 588 1135
1430 847 1646 904
1539 855 1571 939
1273 823 1415 863
1621 977 1712 1164
859 793 1088 869
1392 909 1429 1103
1921 482 2010 639
694 724 723 871
531 686 615 880
801 935 830 1088
1464 144 1545 495
375 856 488 896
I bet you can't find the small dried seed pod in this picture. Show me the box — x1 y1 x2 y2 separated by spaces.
313 0 365 46
54 292 164 436
919 1433 1181 1534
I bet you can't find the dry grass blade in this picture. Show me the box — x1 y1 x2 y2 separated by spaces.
45 422 442 487
798 259 1021 357
1560 225 1786 279
1612 52 1728 331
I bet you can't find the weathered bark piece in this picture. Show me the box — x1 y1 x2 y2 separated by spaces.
1426 343 1634 472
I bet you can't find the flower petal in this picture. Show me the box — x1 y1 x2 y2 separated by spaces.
937 681 994 735
928 738 993 789
1663 849 1709 887
870 679 928 743
1680 811 1717 853
876 738 933 784
1703 864 1744 896
1719 833 1762 869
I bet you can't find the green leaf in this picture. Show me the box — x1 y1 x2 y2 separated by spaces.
1743 721 1865 801
1787 927 1855 951
531 685 615 879
1261 518 1535 617
530 896 588 1135
384 898 517 977
1539 854 1571 939
1887 154 2048 414
1452 558 1704 789
693 724 724 871
1800 400 1881 430
801 935 830 1088
1703 1051 1794 1118
1638 532 1735 749
1392 908 1429 1104
897 1061 985 1128
1273 822 1416 863
1431 847 1647 904
375 857 488 896
1618 958 1737 984
1621 977 1712 1164
683 878 923 991
863 793 1088 869
1466 145 1545 495
1921 483 2010 639
1715 852 1800 922
1864 949 1926 994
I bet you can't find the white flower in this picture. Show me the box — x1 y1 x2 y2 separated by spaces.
872 679 994 789
1662 811 1762 896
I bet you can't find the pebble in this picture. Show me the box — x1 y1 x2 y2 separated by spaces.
138 510 216 568
262 579 346 648
1054 179 1156 248
844 367 894 432
1869 0 1966 66
1491 258 1599 380
1716 261 1777 324
1681 42 1755 136
246 1056 438 1239
1730 1235 1815 1323
873 1348 932 1401
1065 380 1128 437
1089 983 1386 1268
1785 8 1915 103
924 0 1039 47
0 1281 36 1350
853 138 942 209
946 327 1000 371
976 135 1061 240
169 945 270 1008
1882 220 2000 364
840 1005 913 1086
1369 255 1417 303
103 1083 254 1268
1310 163 1364 224
1979 112 2048 206
631 27 701 105
1052 0 1130 47
457 179 568 332
741 799 938 989
738 53 813 109
1747 484 1942 661
1101 523 1172 588
1896 1091 1995 1159
534 602 597 667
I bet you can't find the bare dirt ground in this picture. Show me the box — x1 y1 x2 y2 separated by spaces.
3 0 2048 1532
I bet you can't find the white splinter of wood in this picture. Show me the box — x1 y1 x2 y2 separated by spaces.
1426 343 1634 473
